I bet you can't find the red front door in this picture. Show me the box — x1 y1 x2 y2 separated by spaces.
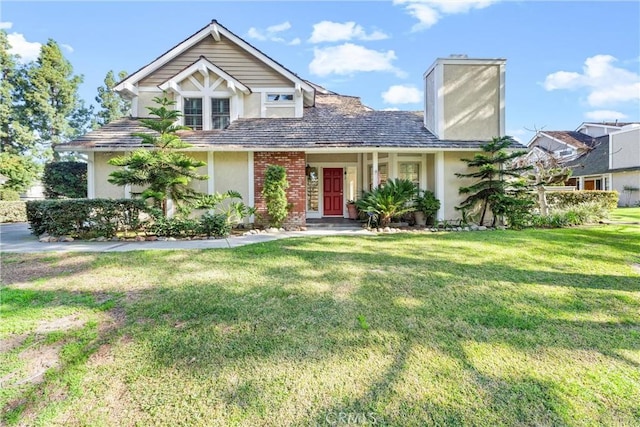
323 168 343 216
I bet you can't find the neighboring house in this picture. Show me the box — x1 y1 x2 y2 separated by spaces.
57 20 517 226
527 122 640 206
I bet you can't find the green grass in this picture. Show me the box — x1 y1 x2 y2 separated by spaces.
1 225 639 426
610 207 640 224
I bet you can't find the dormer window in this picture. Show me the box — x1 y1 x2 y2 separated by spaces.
267 93 294 102
211 98 230 129
184 98 203 130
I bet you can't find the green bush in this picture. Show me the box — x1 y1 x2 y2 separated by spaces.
0 201 27 223
262 164 289 227
148 216 201 237
42 162 87 199
546 191 618 211
356 179 418 227
531 201 609 228
26 199 148 238
199 212 231 238
0 188 21 201
414 190 440 222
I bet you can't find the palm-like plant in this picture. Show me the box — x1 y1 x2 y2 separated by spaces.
356 178 417 226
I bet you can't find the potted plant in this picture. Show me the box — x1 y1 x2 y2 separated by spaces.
346 200 358 219
414 190 440 226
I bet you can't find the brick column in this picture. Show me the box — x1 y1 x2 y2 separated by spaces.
254 151 306 229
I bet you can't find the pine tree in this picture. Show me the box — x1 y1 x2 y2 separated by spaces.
456 136 531 226
23 39 84 160
95 70 130 127
108 95 207 216
0 30 36 155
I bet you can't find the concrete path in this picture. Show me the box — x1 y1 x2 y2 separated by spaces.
0 223 371 253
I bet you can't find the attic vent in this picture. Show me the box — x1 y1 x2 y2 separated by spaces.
449 54 468 58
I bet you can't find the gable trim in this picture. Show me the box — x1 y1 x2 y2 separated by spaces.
158 56 251 95
114 20 314 94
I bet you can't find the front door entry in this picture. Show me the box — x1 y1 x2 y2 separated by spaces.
323 168 343 216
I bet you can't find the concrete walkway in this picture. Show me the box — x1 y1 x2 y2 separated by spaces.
0 222 371 253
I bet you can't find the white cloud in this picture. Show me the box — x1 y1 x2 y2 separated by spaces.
382 107 400 111
309 43 405 77
289 38 301 46
308 21 389 43
6 32 41 63
393 0 499 31
247 21 298 45
61 43 74 53
544 55 640 107
0 21 13 30
382 85 423 104
584 110 628 121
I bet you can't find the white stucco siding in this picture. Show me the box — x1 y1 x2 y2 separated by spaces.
610 128 640 170
94 153 126 199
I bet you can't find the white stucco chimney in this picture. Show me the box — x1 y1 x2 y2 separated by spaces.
423 57 506 141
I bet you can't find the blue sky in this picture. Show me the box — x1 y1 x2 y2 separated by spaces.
2 0 639 143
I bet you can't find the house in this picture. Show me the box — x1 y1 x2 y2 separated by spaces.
526 122 640 206
57 20 518 226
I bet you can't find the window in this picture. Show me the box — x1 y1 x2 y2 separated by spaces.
267 93 294 102
211 98 230 129
399 162 420 185
184 98 203 130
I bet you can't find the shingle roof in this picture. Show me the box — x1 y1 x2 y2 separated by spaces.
563 135 609 176
543 131 596 149
57 94 524 151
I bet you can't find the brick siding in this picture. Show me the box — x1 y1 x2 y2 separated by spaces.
254 152 306 228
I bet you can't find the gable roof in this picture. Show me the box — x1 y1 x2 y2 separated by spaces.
113 20 314 98
576 121 637 132
57 94 524 152
537 131 596 150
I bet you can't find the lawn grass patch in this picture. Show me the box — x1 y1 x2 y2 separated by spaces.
609 207 640 224
1 225 639 425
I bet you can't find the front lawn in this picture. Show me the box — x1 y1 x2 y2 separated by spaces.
610 207 640 224
1 225 639 425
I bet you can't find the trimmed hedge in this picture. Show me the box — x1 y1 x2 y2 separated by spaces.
26 199 149 238
0 201 27 223
546 191 618 211
0 189 21 201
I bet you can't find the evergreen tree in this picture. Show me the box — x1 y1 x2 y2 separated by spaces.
108 95 207 216
456 136 531 226
23 39 84 160
95 70 130 127
0 30 35 155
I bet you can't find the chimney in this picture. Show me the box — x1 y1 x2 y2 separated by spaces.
423 57 506 140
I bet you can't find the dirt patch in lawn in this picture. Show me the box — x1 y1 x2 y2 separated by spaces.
1 253 96 285
631 263 640 275
0 333 28 353
36 314 86 334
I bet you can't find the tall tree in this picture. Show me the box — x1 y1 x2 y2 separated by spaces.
0 30 35 155
94 70 130 127
108 95 207 216
23 39 84 160
456 136 531 226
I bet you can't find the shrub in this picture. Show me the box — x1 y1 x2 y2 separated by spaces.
531 201 609 228
490 192 536 229
262 164 289 227
200 212 231 238
26 199 148 238
546 191 618 212
414 190 440 223
0 201 27 223
148 217 200 237
0 188 21 201
356 179 417 227
42 162 88 199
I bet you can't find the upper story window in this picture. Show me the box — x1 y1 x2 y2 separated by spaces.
184 98 203 130
211 98 230 129
267 93 294 102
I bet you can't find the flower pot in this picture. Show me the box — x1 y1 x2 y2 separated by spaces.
414 211 426 226
347 203 358 219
